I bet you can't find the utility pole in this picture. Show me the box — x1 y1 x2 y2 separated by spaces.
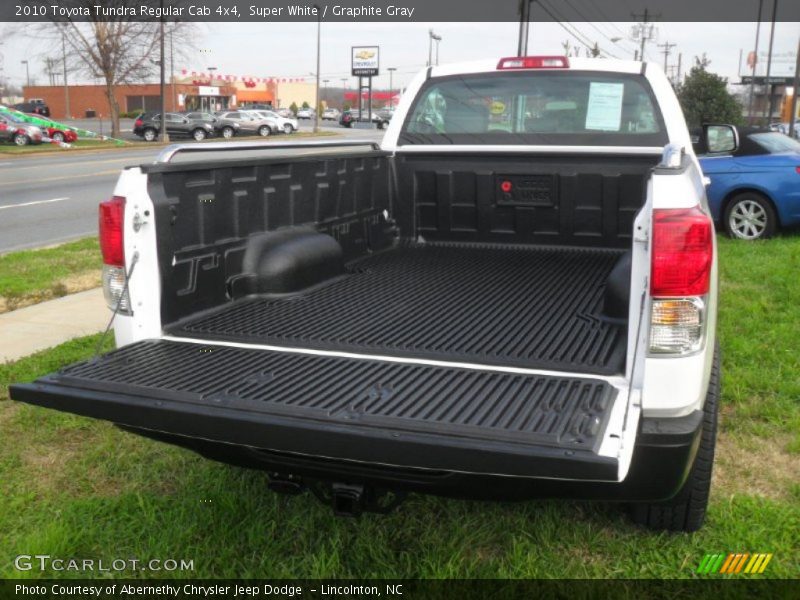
658 41 675 74
517 0 532 56
631 8 659 62
747 0 764 124
676 53 682 85
763 0 778 123
21 60 29 87
170 26 175 111
789 36 800 138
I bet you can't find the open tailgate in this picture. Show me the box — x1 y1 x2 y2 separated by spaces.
10 339 627 481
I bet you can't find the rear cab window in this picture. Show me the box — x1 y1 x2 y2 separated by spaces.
400 71 668 147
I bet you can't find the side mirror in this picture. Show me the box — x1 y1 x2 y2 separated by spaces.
702 124 738 154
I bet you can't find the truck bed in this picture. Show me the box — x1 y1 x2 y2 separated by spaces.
169 242 627 375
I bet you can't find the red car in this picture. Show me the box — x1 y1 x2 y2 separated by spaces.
45 126 78 143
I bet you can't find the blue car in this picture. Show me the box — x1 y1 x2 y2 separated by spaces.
697 127 800 240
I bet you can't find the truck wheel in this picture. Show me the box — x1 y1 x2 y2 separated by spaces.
143 128 157 142
629 345 720 533
221 126 234 139
258 126 271 137
723 193 776 240
13 133 29 146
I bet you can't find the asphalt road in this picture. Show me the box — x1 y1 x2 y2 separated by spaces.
0 124 384 253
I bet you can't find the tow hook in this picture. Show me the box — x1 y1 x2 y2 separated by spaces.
331 483 366 517
309 481 407 517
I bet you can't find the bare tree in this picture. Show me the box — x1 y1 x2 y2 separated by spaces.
47 1 195 136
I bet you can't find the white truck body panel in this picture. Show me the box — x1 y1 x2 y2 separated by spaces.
111 57 716 482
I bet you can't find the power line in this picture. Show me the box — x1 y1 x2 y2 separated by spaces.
561 0 630 56
538 0 619 59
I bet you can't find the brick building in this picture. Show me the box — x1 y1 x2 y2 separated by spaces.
22 79 277 119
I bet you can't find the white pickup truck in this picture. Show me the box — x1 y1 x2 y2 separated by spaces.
12 56 725 531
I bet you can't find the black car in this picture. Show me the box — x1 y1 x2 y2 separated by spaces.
13 100 50 117
183 111 241 139
133 112 215 142
339 109 390 130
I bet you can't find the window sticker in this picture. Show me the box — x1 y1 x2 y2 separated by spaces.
585 82 625 131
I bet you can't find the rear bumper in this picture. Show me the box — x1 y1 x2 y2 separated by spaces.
122 411 702 503
9 386 701 502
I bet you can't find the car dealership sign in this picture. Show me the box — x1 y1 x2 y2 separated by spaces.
352 46 380 77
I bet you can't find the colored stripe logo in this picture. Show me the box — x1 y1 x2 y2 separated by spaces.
697 553 773 574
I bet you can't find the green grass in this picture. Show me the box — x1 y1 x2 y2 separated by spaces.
0 237 101 312
0 131 340 157
0 139 128 155
0 238 798 579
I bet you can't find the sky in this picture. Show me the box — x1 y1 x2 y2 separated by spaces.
0 21 797 92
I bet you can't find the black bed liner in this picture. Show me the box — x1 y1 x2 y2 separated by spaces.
169 242 627 375
11 339 621 479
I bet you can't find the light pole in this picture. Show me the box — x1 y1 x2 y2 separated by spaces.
21 60 30 88
207 67 217 112
313 4 321 133
158 1 168 143
387 67 396 107
61 25 70 118
427 30 441 67
322 78 329 109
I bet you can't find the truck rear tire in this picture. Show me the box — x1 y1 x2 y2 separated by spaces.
629 345 719 532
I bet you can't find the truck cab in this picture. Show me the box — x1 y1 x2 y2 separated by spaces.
12 56 720 531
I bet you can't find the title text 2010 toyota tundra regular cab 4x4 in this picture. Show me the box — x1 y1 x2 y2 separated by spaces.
12 56 727 531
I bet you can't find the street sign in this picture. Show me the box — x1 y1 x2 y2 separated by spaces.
352 46 379 77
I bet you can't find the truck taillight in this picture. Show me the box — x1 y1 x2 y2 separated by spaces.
649 207 713 355
99 196 125 267
99 196 132 314
496 56 569 70
651 207 712 297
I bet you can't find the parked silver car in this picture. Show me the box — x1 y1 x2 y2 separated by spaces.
215 111 277 137
245 109 298 134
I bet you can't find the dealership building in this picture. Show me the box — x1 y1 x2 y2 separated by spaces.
22 75 317 119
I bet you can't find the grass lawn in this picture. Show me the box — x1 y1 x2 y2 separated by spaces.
0 238 101 313
0 131 340 158
0 139 128 156
0 237 798 579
